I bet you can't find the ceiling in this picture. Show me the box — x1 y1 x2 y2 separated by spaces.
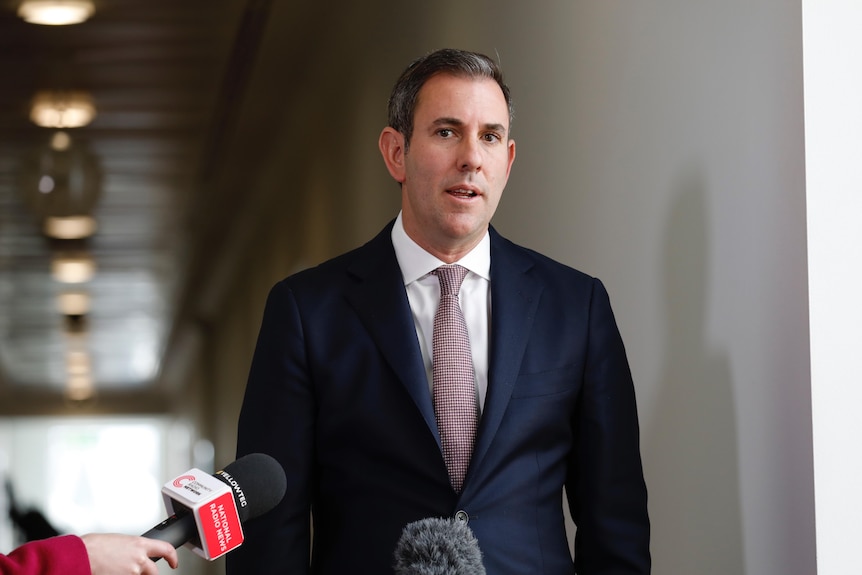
0 0 261 409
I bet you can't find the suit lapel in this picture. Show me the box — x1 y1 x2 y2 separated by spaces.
467 229 543 482
341 223 545 486
344 223 441 444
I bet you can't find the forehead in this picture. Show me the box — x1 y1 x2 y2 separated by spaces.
414 73 510 127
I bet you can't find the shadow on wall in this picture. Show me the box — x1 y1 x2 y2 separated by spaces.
645 169 745 574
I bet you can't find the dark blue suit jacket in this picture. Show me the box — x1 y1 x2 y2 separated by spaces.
227 222 650 574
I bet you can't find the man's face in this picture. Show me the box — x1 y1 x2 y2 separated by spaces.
380 73 516 262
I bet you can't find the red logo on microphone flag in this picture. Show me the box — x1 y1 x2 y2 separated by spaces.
172 475 196 488
197 491 244 559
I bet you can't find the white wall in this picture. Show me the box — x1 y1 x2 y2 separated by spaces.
482 2 814 574
802 2 862 573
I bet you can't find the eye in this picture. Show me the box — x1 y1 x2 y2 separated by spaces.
437 128 454 138
482 132 502 143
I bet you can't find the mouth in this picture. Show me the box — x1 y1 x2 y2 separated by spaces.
447 187 479 199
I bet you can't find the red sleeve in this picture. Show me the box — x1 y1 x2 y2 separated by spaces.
0 535 92 575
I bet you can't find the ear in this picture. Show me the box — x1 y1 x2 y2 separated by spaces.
378 127 407 183
505 137 516 179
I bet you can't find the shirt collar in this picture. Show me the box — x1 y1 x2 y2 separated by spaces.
391 211 491 285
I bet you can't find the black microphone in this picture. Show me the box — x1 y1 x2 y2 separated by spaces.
393 517 486 575
142 453 286 561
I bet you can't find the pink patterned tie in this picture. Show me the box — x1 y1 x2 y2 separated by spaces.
432 264 477 493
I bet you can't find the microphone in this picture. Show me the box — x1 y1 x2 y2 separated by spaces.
393 517 486 575
142 453 286 561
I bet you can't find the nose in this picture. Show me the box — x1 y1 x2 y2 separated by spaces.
458 138 482 172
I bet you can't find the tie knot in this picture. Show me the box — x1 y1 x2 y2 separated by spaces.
434 264 468 296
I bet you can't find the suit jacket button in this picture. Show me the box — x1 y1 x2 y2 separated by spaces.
454 510 469 523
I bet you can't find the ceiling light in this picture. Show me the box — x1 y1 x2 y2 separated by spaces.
52 253 96 283
57 291 91 316
44 215 98 239
30 91 96 128
19 144 103 223
38 175 55 193
66 373 95 401
18 0 95 26
66 350 91 375
51 130 72 151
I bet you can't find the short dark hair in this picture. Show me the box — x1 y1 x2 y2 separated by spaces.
387 48 514 148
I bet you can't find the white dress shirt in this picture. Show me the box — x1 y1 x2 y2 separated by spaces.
391 212 491 415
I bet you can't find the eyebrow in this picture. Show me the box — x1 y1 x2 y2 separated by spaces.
432 117 508 136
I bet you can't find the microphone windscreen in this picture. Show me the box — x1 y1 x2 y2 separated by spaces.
393 517 486 575
214 453 286 522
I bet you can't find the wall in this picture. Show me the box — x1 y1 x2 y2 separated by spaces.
803 1 862 573
487 3 814 574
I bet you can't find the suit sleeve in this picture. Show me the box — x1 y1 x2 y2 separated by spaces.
567 278 651 574
226 281 314 575
0 535 91 575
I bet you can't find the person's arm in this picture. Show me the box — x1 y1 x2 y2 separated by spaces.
226 280 315 574
568 279 651 574
0 534 178 575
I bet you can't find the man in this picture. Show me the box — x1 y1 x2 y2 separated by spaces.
227 48 650 574
0 533 179 575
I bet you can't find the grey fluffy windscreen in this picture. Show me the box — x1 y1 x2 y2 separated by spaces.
393 517 486 575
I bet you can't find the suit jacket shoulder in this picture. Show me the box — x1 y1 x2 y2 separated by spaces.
273 220 401 303
489 225 598 285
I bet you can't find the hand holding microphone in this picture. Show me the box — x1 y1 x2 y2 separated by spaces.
82 533 178 574
142 453 286 561
0 455 283 575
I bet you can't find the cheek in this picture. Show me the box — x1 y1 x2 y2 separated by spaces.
486 162 509 193
409 145 451 173
405 164 447 202
405 153 436 184
486 192 503 216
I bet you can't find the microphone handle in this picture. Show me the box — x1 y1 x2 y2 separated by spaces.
141 513 197 561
